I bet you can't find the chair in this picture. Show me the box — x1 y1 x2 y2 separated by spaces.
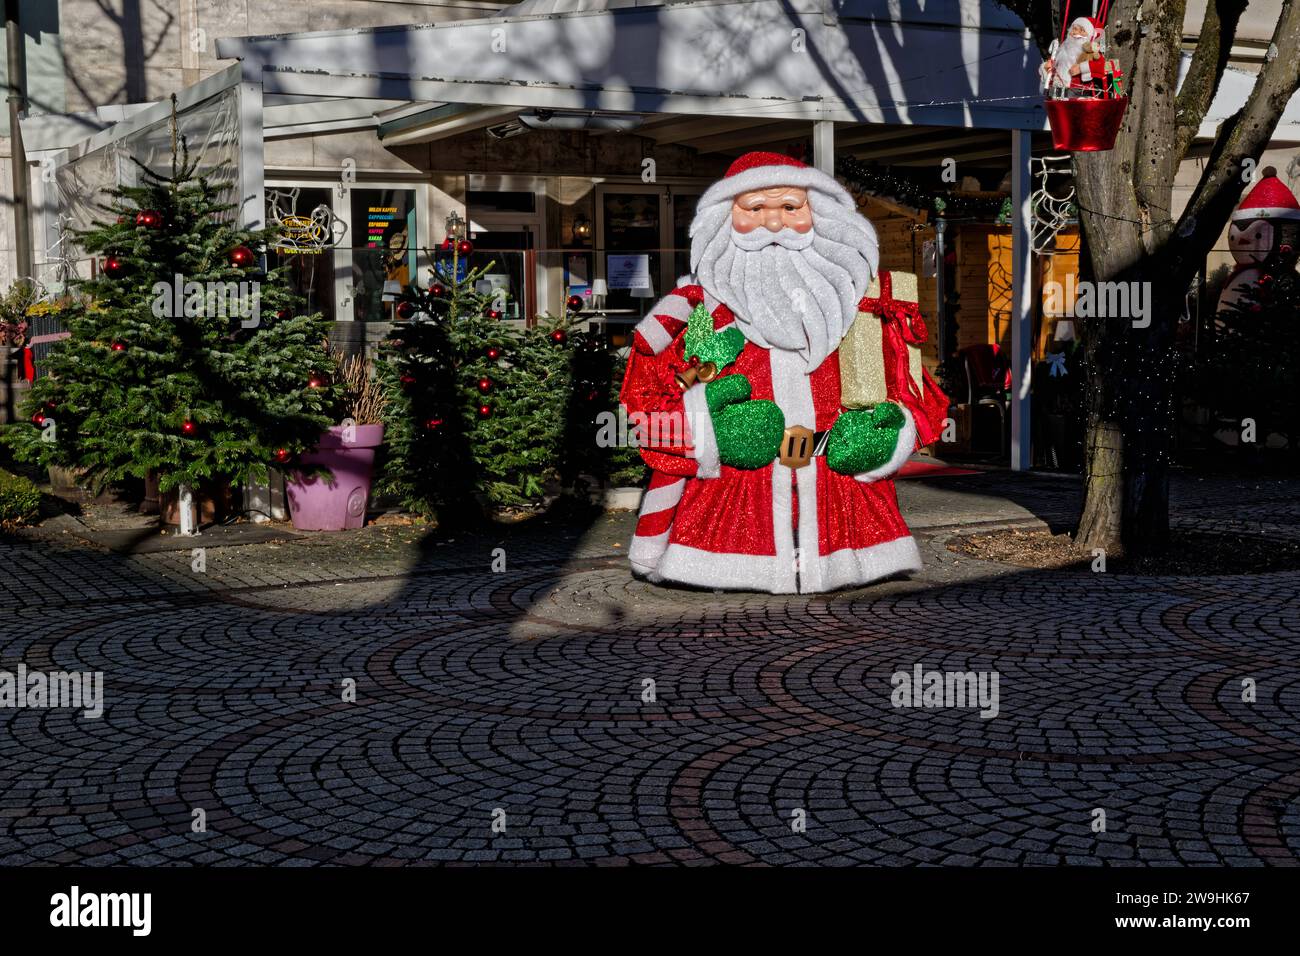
957 344 1010 457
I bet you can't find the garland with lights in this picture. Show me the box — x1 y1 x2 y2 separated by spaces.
837 156 1012 222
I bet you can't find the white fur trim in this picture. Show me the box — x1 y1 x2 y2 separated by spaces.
629 529 671 578
655 545 794 593
635 315 675 355
683 383 720 479
651 535 919 594
699 164 857 213
767 347 814 590
816 536 923 592
854 406 917 483
1232 207 1300 221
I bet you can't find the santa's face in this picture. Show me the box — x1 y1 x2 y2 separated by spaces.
1070 23 1090 39
1230 218 1274 265
691 184 877 371
731 186 814 237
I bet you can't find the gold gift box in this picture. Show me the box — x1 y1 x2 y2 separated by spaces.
839 271 925 410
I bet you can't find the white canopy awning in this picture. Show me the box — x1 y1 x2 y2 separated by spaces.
216 0 1048 131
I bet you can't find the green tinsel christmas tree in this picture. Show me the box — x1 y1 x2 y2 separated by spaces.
3 113 336 497
376 246 577 523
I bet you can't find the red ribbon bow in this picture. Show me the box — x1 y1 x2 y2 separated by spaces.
857 270 928 405
858 271 928 345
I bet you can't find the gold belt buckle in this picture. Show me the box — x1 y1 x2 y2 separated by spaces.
779 424 815 469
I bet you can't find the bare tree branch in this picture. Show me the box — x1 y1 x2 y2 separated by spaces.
993 0 1058 57
1174 0 1248 161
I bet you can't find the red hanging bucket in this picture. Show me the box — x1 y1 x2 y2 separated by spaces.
1044 95 1128 151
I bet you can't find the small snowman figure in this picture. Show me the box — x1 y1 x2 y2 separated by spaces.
1216 167 1300 313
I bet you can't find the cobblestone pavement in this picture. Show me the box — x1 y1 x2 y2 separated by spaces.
2 473 1299 866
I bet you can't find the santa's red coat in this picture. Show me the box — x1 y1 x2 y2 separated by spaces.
620 278 948 594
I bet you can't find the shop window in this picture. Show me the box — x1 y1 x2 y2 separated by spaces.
602 192 661 313
351 188 417 321
267 186 337 319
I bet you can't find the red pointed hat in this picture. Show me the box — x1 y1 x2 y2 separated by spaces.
699 150 856 210
1233 168 1300 222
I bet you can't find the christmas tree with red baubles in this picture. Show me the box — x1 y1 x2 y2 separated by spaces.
3 108 336 498
376 237 579 523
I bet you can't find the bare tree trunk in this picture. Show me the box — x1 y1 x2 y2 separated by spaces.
991 0 1300 558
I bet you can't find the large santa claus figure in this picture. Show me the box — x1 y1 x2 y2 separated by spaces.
620 152 948 594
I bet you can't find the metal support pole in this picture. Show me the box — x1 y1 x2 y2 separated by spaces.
934 217 947 359
1010 128 1033 471
5 0 32 279
812 120 835 175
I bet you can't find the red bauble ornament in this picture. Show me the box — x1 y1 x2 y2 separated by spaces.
425 417 444 430
440 237 455 253
396 300 416 320
550 329 568 345
228 245 255 267
110 341 126 352
477 377 493 393
181 420 197 435
399 373 416 387
486 347 502 360
103 256 126 278
456 239 474 256
308 375 324 389
566 294 584 312
274 448 291 463
30 412 45 426
477 403 492 419
135 210 162 229
276 309 292 321
486 308 503 320
1281 243 1295 256
431 283 447 298
1258 274 1274 287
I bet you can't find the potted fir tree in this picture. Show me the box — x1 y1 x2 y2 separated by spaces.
286 347 387 531
1 120 336 534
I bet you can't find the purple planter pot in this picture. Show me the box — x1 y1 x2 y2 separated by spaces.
286 423 385 531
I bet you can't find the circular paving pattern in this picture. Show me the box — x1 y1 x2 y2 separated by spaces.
1 517 1299 866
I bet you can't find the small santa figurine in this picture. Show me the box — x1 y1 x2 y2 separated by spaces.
1043 17 1123 96
1216 167 1300 313
620 152 948 594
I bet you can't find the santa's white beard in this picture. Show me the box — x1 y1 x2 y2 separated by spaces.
692 194 876 372
1050 35 1087 86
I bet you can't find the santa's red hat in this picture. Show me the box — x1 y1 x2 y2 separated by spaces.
698 151 857 211
1232 167 1300 222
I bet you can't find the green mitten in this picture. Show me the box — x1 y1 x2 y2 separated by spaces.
704 374 784 470
825 401 908 476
